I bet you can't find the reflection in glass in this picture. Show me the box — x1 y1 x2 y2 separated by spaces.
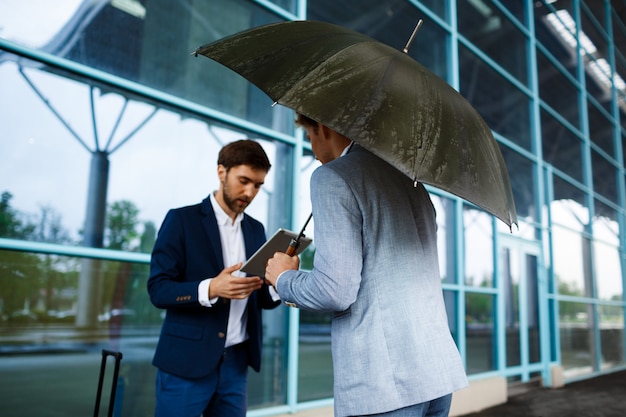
266 0 298 14
559 301 594 374
432 195 456 284
551 177 589 229
298 310 333 402
0 250 160 415
593 240 623 302
418 0 447 20
526 254 541 364
466 292 495 374
591 149 618 204
552 224 589 298
598 305 624 370
295 145 330 402
457 0 527 83
444 290 459 344
464 207 494 287
498 0 526 23
536 51 580 129
499 144 536 222
534 1 577 79
501 247 521 367
1 0 291 133
459 45 531 150
541 110 584 182
588 101 615 156
0 58 282 253
593 201 619 245
307 0 448 80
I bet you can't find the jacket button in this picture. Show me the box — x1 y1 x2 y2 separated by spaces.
218 332 225 338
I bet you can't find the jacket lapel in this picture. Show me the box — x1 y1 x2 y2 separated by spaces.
200 196 224 271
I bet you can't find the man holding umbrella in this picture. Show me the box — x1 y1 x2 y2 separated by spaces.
265 114 468 417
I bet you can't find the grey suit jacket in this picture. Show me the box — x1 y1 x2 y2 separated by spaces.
277 145 468 416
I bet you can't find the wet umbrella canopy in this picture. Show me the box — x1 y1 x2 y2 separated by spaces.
195 20 517 229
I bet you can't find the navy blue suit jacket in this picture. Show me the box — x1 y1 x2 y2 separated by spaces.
148 196 280 379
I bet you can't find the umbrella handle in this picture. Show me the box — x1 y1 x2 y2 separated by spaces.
285 238 300 256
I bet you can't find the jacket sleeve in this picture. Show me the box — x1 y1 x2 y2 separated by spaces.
277 166 363 312
147 209 204 309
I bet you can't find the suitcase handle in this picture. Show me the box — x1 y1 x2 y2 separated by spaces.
94 349 123 417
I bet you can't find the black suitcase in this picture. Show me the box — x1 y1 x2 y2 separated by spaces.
93 349 123 417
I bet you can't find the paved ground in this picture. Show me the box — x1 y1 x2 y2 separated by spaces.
459 369 626 417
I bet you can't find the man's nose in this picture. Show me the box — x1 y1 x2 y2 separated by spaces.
243 184 257 197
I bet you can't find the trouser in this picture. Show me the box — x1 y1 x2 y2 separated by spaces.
155 342 249 417
353 394 453 417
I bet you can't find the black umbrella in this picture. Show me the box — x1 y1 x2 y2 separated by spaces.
195 20 517 229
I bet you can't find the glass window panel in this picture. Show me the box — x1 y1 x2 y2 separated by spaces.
621 135 626 174
307 0 448 80
457 1 528 83
501 247 521 367
559 301 594 374
459 45 531 150
0 58 284 253
499 0 527 24
588 101 616 156
541 110 584 182
0 250 158 415
537 50 580 128
444 290 460 344
432 195 456 284
465 292 496 374
581 2 608 59
267 0 298 14
0 0 290 133
464 206 494 287
591 149 618 203
294 146 330 403
593 240 623 301
598 305 624 369
585 57 616 114
553 225 591 298
593 200 620 245
419 0 447 20
296 148 320 272
548 298 558 360
526 254 541 363
552 176 590 229
619 90 626 133
612 12 626 122
534 1 578 78
499 145 536 222
298 311 333 402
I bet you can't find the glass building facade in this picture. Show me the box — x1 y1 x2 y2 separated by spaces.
0 1 624 416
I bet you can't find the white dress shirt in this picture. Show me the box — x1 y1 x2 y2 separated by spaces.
197 193 249 348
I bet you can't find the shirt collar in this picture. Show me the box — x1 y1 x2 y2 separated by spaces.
210 192 243 227
340 141 354 157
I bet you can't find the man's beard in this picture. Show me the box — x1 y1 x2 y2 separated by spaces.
222 182 250 215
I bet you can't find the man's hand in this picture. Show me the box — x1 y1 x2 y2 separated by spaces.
265 252 300 287
209 263 263 300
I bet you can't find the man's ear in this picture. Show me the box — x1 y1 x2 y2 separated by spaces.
217 164 227 182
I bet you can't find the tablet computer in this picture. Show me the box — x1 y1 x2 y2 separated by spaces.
240 228 312 277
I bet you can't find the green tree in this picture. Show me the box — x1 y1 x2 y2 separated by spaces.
0 191 36 239
105 200 140 250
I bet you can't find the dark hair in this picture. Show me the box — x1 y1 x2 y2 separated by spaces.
295 113 318 130
217 139 271 172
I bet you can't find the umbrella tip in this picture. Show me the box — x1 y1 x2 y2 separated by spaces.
403 19 423 54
